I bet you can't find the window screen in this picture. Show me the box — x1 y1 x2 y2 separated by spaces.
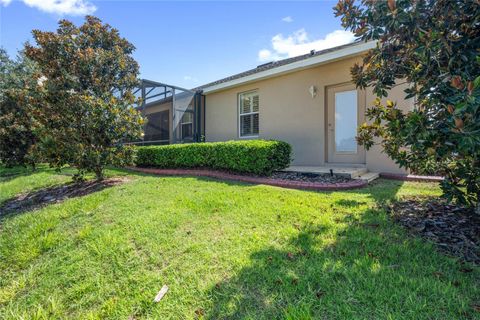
144 110 169 142
239 91 259 137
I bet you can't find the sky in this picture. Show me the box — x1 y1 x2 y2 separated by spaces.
0 0 354 89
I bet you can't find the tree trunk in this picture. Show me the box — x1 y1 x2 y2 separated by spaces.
475 194 480 215
94 167 104 181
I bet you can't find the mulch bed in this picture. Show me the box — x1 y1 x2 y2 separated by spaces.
271 171 351 184
128 167 367 191
388 198 480 265
0 177 128 216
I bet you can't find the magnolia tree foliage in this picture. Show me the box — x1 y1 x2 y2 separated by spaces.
25 16 144 180
0 49 38 168
335 0 480 212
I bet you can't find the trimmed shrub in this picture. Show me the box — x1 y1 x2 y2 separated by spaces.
135 140 292 176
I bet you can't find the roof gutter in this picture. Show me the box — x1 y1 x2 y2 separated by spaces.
202 41 376 94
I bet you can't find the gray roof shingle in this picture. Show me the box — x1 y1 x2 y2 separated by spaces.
194 40 365 91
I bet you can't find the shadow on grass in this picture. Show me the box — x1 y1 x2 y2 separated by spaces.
204 181 478 319
118 167 263 189
0 177 128 218
0 165 76 184
0 166 41 183
335 198 368 207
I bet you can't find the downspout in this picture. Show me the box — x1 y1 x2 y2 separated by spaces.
195 91 201 142
141 82 146 146
172 88 176 144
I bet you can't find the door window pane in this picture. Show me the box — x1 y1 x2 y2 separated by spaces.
335 90 357 153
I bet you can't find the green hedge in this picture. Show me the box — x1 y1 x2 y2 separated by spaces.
135 140 292 175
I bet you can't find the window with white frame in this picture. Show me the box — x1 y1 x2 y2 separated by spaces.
180 111 193 140
239 90 259 137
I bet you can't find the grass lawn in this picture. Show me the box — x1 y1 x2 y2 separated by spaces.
0 166 479 319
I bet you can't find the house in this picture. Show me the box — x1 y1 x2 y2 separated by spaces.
137 41 413 175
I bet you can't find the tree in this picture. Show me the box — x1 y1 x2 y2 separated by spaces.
0 49 38 168
334 0 480 213
25 16 144 180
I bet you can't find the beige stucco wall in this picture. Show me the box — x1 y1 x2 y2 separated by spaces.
204 56 413 174
365 82 414 173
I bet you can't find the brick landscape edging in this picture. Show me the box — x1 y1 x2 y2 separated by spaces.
127 167 368 191
380 173 444 182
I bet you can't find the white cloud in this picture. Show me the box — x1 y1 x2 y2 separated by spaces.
258 28 356 62
21 0 96 15
183 75 198 82
258 49 272 61
0 0 12 6
281 16 293 23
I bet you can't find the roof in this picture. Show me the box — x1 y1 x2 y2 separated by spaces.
196 40 376 94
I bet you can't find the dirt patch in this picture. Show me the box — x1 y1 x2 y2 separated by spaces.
389 198 480 265
0 177 129 216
